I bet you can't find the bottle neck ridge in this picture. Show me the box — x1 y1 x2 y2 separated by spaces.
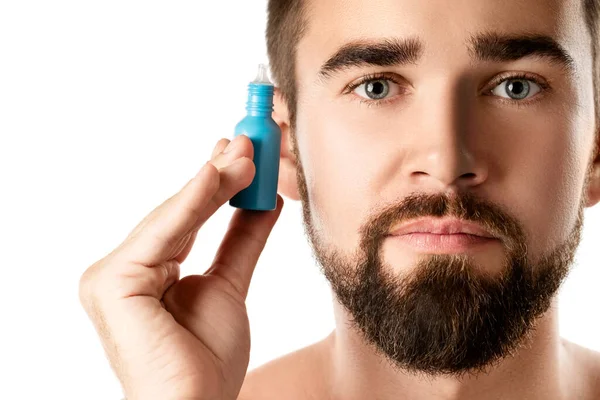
246 83 274 117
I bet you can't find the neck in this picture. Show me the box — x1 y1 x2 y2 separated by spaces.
327 296 576 400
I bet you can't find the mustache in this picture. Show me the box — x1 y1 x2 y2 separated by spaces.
358 191 526 254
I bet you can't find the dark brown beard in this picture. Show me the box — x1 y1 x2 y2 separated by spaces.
301 188 584 377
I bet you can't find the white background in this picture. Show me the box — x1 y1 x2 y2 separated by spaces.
0 1 598 399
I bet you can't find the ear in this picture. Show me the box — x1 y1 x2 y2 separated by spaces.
584 133 600 207
273 87 301 201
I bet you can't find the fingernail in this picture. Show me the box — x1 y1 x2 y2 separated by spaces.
223 138 238 154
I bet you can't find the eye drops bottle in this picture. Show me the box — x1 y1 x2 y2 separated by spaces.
229 64 281 211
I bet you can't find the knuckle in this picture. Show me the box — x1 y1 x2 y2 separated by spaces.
79 262 99 308
79 257 113 312
203 161 221 191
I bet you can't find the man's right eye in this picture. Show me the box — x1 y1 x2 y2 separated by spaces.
348 74 404 104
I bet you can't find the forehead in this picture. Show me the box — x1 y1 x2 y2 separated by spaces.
296 0 587 85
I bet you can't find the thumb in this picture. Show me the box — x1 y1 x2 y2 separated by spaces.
206 194 284 300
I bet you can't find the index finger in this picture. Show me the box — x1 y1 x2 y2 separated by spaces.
117 161 221 266
116 135 255 267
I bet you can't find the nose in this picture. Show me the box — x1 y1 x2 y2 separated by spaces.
403 79 488 193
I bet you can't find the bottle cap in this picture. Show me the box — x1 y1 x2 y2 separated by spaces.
252 64 272 85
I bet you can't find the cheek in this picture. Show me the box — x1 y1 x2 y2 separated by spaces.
295 100 392 250
490 107 589 257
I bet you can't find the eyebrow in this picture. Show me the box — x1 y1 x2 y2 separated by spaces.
317 31 576 81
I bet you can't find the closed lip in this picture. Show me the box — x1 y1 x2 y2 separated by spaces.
388 217 497 239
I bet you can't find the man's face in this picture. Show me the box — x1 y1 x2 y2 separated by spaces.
288 0 598 375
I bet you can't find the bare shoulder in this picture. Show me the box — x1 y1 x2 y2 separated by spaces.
237 334 333 400
561 338 600 398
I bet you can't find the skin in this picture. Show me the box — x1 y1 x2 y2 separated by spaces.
79 0 600 399
241 0 600 398
80 135 284 400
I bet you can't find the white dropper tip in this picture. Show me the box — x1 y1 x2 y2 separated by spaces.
252 63 272 84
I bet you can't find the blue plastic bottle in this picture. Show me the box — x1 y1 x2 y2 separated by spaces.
229 64 281 211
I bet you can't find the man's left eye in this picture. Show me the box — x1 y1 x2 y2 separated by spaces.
491 78 542 100
354 79 401 100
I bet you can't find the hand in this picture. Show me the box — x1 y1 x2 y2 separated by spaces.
79 134 284 400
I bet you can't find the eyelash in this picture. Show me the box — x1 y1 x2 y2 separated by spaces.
343 73 403 108
343 72 551 108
